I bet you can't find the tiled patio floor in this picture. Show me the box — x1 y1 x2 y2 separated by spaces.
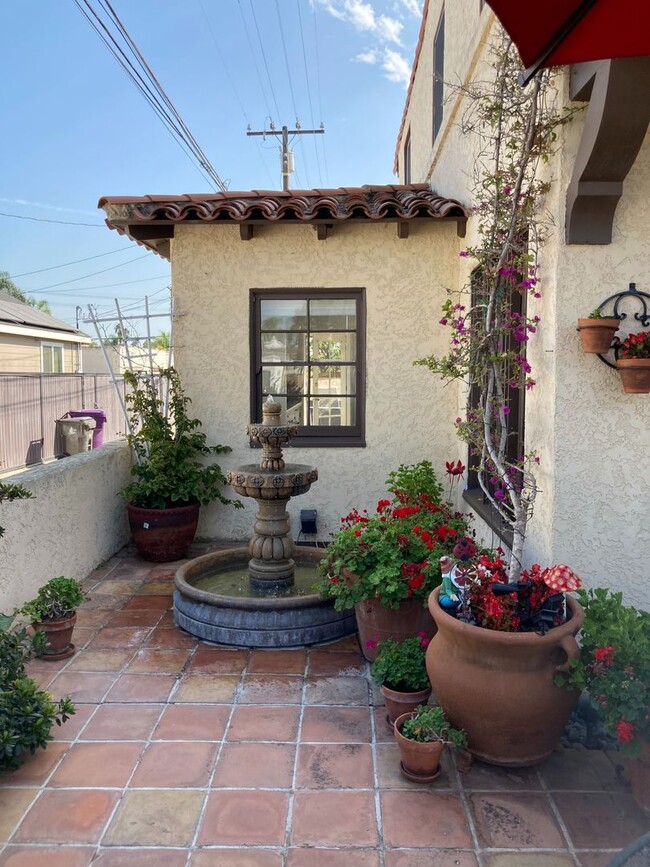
1 547 647 866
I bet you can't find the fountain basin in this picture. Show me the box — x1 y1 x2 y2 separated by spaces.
227 464 318 500
174 547 357 647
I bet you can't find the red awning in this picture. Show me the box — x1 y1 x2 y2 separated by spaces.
486 0 650 83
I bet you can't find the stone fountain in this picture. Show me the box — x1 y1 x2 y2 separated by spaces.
173 398 356 647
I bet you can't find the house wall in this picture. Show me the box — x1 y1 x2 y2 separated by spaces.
398 5 650 609
171 221 461 545
0 442 131 612
0 333 80 373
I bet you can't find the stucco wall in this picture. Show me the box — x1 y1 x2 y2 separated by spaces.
0 441 131 612
171 220 461 544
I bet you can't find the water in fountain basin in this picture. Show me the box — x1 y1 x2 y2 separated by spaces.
193 564 320 599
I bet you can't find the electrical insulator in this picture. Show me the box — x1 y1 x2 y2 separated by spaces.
287 150 295 173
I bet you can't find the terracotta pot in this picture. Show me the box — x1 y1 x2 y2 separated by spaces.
33 614 76 660
576 318 620 354
617 358 650 394
426 588 585 767
381 684 432 726
127 502 200 562
394 711 445 781
354 591 435 662
626 739 650 814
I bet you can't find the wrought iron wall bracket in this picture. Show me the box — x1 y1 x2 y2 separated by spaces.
590 283 650 369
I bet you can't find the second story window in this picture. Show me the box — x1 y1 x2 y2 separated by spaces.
433 10 445 144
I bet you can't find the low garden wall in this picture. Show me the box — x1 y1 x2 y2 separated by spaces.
0 442 131 613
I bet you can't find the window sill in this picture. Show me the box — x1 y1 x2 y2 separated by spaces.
462 489 513 547
250 435 366 448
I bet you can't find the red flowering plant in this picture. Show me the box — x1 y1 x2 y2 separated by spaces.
316 461 473 610
555 588 650 757
618 330 650 359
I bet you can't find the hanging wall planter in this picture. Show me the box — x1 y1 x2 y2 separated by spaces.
576 316 621 354
617 358 650 394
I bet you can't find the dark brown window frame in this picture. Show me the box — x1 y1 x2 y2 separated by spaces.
432 8 445 144
250 288 366 447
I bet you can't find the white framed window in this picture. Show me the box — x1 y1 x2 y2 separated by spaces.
41 343 64 373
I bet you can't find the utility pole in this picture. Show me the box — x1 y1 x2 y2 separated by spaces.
247 121 325 190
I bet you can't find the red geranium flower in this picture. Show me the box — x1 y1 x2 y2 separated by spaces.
594 645 615 666
617 719 636 744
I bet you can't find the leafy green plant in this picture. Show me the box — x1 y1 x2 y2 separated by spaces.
18 576 87 623
0 481 33 539
555 588 649 757
371 636 431 692
400 705 467 751
316 461 472 610
587 308 604 319
0 625 75 771
122 368 242 510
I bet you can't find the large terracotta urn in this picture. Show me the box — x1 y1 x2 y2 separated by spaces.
355 594 435 662
127 502 200 562
426 587 585 767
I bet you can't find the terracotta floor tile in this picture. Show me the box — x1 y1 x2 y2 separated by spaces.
143 627 197 649
484 855 575 867
292 790 378 847
305 676 369 706
47 672 115 703
239 674 304 704
470 792 565 848
0 790 38 842
189 849 283 866
372 707 396 742
86 627 151 650
131 740 217 786
538 747 625 792
74 608 114 627
73 627 98 648
553 791 649 849
375 742 457 791
104 789 203 846
138 579 177 595
12 789 120 843
175 673 239 703
83 594 131 611
460 758 542 791
50 703 97 740
383 852 478 867
228 705 300 741
122 595 172 610
381 791 472 848
105 673 176 703
198 790 289 845
248 649 307 674
153 704 230 740
287 851 380 867
296 743 374 788
49 742 144 787
80 703 162 740
0 847 96 866
188 645 249 673
316 635 363 653
309 650 366 676
91 850 187 867
301 706 371 742
575 854 621 867
67 650 134 672
0 742 68 786
126 647 191 673
106 609 165 627
92 578 143 596
213 742 296 787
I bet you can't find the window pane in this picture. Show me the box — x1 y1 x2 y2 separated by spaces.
262 365 307 396
309 396 356 426
310 299 356 330
261 333 307 362
310 365 356 395
261 299 307 331
53 347 63 373
285 395 306 425
311 332 356 362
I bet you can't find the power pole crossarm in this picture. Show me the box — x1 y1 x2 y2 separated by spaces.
247 124 325 191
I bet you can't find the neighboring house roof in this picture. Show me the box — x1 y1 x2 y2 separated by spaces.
99 183 468 259
0 292 91 342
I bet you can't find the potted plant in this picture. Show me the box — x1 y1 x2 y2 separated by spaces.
616 330 650 393
122 368 242 561
576 309 621 354
371 634 432 725
316 461 472 660
394 704 467 782
555 588 649 812
18 576 87 660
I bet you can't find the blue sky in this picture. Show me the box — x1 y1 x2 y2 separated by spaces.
0 0 422 336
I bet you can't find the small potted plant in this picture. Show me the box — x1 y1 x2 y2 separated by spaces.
122 368 242 561
616 330 650 393
371 634 432 725
394 704 467 782
576 309 621 354
18 576 87 660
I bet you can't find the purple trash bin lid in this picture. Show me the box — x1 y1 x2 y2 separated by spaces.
68 409 107 447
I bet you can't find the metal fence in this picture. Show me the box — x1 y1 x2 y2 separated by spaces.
0 373 128 473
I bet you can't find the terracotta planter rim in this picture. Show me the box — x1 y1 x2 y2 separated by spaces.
616 357 650 367
127 501 199 515
394 711 444 742
428 587 585 646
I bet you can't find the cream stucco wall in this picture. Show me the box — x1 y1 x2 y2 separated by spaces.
0 442 131 612
171 221 461 544
398 5 650 609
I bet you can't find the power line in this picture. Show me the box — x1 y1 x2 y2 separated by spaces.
29 254 152 292
9 248 131 278
248 0 282 122
296 0 323 186
0 210 103 227
274 0 311 187
39 275 170 294
311 2 330 185
237 0 275 123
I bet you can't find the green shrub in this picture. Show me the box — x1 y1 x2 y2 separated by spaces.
400 705 467 751
371 636 430 692
18 576 87 623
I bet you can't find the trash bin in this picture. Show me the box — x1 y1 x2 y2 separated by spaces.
55 415 96 457
68 408 107 448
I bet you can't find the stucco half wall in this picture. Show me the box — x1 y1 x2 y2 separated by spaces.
172 221 460 544
0 442 131 612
